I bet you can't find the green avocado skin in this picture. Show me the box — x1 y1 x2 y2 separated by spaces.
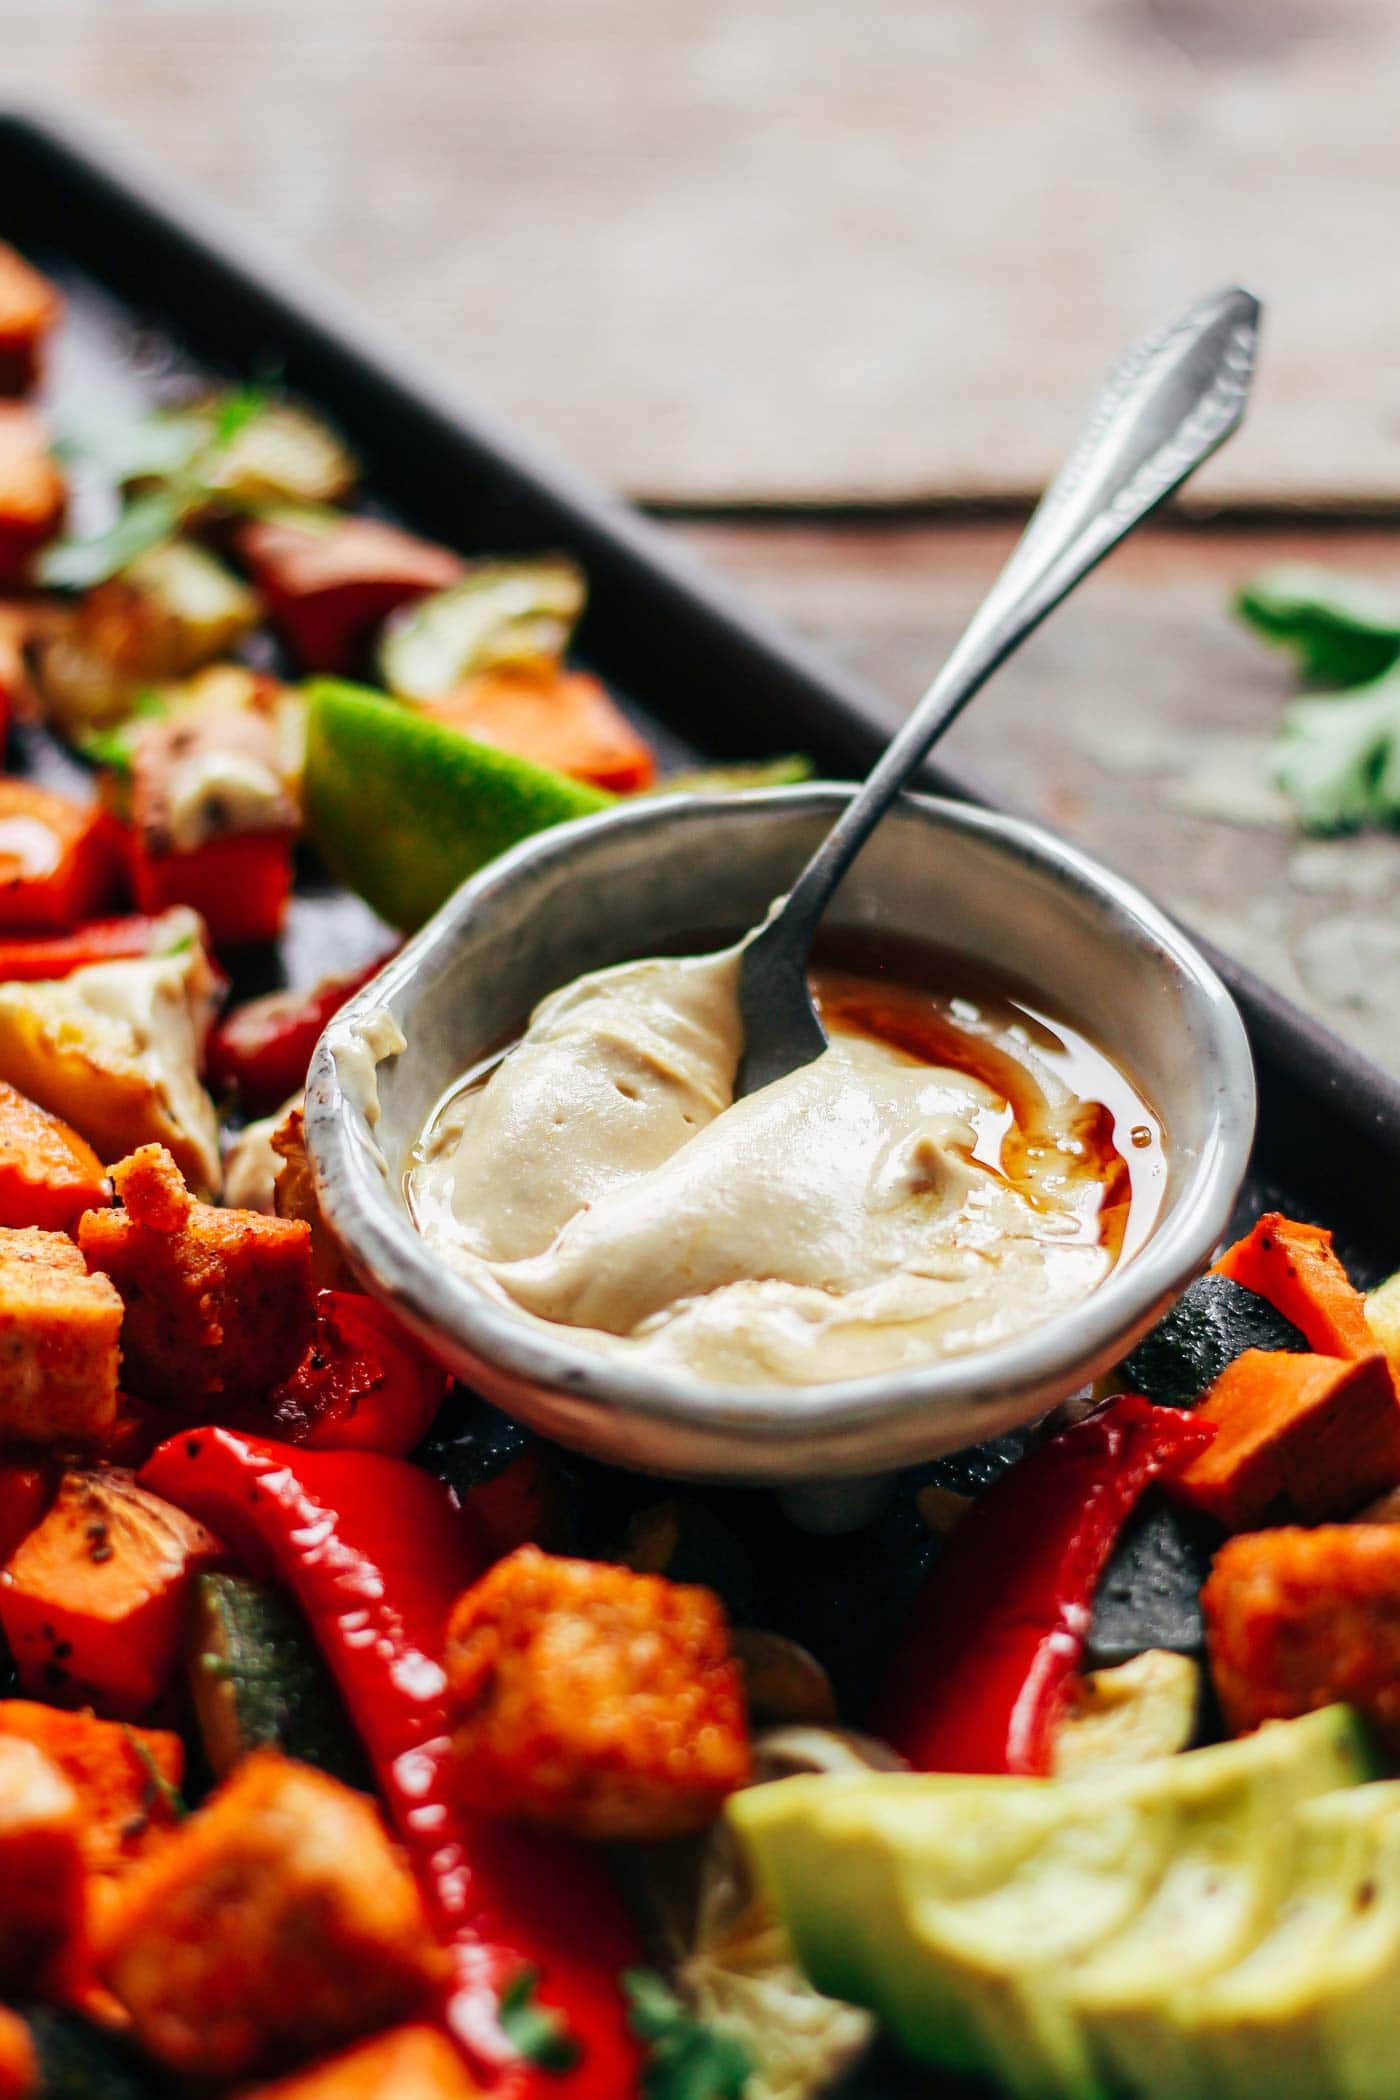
731 1706 1390 2100
303 678 610 932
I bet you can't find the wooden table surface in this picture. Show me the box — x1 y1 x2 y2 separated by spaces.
8 4 1400 1069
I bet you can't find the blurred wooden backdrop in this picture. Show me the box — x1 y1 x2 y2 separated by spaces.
6 0 1400 1069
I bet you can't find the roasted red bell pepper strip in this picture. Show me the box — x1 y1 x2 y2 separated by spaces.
0 1459 55 1564
873 1397 1214 1776
0 782 122 933
126 827 293 951
253 1290 451 1456
139 1428 641 2098
0 912 188 981
206 950 398 1112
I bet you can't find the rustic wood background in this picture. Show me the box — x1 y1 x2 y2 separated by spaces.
6 0 1400 1071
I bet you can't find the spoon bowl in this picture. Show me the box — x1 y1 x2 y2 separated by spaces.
305 784 1256 1492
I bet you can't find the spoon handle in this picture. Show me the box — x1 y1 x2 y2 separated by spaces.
766 284 1260 957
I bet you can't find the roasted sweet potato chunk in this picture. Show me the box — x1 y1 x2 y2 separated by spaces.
0 1468 223 1716
1205 1524 1400 1753
0 1701 183 1873
0 1080 109 1235
0 1732 84 1989
0 1226 122 1448
1215 1213 1377 1361
99 1749 443 2080
79 1144 313 1410
1172 1348 1400 1527
234 2024 480 2100
445 1544 750 1838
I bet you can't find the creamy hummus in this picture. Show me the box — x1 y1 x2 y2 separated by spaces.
408 945 1160 1388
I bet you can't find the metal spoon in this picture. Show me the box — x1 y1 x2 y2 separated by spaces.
734 283 1261 1097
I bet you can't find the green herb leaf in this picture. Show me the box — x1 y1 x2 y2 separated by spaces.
119 1725 187 1821
498 1967 581 2074
1235 565 1400 689
38 490 188 591
56 410 207 486
1272 667 1400 833
624 1971 752 2100
648 755 814 798
213 383 271 448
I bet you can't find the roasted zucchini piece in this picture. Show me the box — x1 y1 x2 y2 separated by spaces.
378 556 586 702
1051 1649 1202 1776
1119 1272 1306 1408
187 1571 366 1787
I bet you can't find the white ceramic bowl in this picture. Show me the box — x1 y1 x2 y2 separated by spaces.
305 787 1255 1483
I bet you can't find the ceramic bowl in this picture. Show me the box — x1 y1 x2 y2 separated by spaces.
305 786 1255 1487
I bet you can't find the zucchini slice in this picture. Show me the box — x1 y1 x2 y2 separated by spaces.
187 1571 367 1787
1120 1273 1306 1408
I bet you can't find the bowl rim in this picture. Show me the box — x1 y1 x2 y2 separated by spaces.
306 783 1257 1448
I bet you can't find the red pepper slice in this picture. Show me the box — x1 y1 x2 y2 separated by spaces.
0 1458 55 1565
127 828 293 953
253 1290 451 1457
873 1396 1214 1776
206 951 398 1113
0 913 182 982
139 1428 641 2097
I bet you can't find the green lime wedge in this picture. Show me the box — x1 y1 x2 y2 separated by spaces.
302 678 612 931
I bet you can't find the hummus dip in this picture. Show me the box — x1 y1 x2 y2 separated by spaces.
407 945 1163 1388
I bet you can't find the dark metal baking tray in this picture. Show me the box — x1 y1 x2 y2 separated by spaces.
2 100 1397 2098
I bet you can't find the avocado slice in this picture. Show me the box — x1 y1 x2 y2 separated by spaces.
731 1707 1376 2099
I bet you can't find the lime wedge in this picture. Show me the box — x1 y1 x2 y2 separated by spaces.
302 677 611 930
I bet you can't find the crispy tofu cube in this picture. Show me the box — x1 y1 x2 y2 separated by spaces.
1205 1524 1400 1754
0 405 64 583
100 1750 443 2080
0 1226 121 1447
0 1701 184 1874
445 1545 750 1839
234 2024 480 2100
0 1468 223 1716
80 1144 312 1410
0 1732 85 1988
0 245 61 395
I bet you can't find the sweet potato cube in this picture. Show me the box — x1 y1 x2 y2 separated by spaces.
0 781 120 935
236 514 462 673
0 1080 110 1235
445 1544 750 1839
234 2024 481 2100
0 405 64 583
0 245 61 395
0 1468 223 1716
1215 1212 1377 1361
79 1144 313 1410
0 1226 122 1447
99 1749 443 2080
1172 1348 1400 1527
1205 1524 1400 1752
424 665 657 793
0 1733 84 1988
0 1701 183 1873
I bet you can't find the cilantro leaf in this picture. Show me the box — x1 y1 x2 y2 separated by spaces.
37 490 188 590
119 1725 187 1821
213 383 272 447
1235 565 1400 689
498 1967 581 2074
1272 667 1400 833
625 1971 752 2100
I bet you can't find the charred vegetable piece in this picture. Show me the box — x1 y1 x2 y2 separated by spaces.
874 1398 1212 1775
35 541 259 700
191 397 357 510
140 1428 643 2097
1087 1492 1217 1667
97 1748 444 2082
1206 1524 1400 1755
1120 1272 1307 1406
1235 564 1400 687
445 1545 752 1841
0 245 61 394
187 1572 366 1786
254 1290 449 1458
1172 1349 1400 1528
1216 1212 1379 1360
79 1144 313 1411
0 1228 122 1450
236 512 462 673
0 782 121 935
624 1498 767 1628
422 666 657 793
0 1468 223 1716
303 677 609 930
413 1391 557 1558
0 405 64 584
379 556 586 701
1050 1649 1202 1776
